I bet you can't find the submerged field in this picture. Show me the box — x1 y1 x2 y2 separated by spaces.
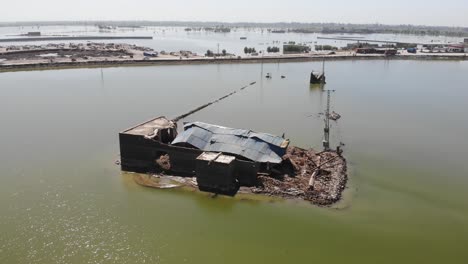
0 60 467 263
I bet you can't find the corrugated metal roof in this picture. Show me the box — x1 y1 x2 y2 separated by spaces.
171 122 289 163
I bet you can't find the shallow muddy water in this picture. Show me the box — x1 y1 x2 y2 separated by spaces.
1 60 468 263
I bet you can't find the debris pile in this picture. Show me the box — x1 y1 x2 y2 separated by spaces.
249 146 347 206
329 111 341 121
155 154 171 171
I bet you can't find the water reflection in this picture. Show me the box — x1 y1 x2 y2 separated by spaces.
309 82 325 91
192 193 238 213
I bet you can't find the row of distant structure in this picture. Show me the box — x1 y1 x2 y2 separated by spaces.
11 31 468 56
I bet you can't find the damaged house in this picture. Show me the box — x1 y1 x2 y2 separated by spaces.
119 117 290 195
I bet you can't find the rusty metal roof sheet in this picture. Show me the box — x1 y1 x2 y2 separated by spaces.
171 122 289 163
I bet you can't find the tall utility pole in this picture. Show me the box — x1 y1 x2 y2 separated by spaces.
322 58 325 74
261 50 264 75
323 89 335 151
217 43 220 55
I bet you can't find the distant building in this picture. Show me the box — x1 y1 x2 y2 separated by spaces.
447 44 465 53
26 32 41 36
464 38 468 44
356 47 397 55
346 42 378 49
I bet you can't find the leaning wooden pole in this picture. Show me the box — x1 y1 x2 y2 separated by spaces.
173 81 257 122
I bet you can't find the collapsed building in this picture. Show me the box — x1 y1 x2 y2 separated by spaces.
119 117 290 195
118 82 347 205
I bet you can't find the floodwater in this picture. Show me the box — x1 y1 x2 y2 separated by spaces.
1 60 468 263
0 25 464 56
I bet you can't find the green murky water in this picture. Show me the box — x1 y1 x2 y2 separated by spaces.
1 60 467 263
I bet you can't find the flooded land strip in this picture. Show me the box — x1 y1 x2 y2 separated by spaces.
0 36 153 43
1 43 466 73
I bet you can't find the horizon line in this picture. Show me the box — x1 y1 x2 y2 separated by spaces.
0 20 467 29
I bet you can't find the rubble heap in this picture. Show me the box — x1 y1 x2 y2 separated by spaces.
250 146 347 206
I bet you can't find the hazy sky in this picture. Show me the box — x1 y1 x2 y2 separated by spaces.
1 0 467 27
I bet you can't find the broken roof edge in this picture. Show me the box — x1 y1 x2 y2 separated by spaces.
121 116 175 135
183 121 248 132
178 140 283 164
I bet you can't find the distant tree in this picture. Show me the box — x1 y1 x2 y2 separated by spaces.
314 45 337 51
222 49 227 56
284 44 311 53
267 46 279 53
243 47 259 54
206 50 214 57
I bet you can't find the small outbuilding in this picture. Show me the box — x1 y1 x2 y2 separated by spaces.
196 152 239 195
